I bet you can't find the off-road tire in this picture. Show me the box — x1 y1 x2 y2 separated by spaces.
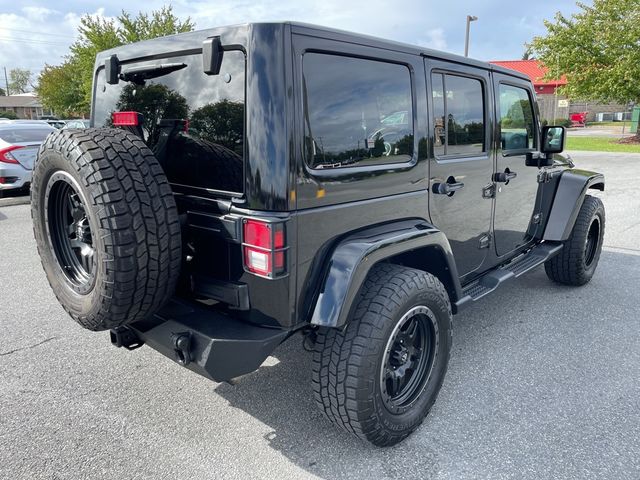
31 128 181 331
312 264 452 447
545 194 605 286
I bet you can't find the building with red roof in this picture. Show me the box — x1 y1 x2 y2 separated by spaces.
490 59 627 123
490 60 566 95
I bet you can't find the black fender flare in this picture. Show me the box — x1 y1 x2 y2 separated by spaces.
543 169 605 242
309 219 461 328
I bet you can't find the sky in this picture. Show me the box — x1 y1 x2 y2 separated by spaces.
0 0 590 84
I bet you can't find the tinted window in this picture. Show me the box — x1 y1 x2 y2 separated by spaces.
0 127 53 143
303 53 413 169
431 73 485 156
93 51 245 193
499 84 536 150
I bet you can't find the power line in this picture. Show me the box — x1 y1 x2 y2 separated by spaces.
0 36 69 47
0 27 76 39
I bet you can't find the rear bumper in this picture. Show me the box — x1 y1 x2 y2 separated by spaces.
0 164 31 190
111 298 290 382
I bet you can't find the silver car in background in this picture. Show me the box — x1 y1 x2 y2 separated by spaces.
0 123 55 196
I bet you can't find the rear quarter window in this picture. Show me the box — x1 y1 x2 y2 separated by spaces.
302 53 414 169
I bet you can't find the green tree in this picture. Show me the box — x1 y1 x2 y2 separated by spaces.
37 6 194 116
530 0 640 136
36 61 86 117
8 68 32 93
0 87 5 96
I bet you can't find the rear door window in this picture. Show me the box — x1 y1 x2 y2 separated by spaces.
302 53 413 169
93 51 246 194
431 73 485 157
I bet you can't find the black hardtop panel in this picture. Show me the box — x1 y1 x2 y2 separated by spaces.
94 24 250 66
93 21 529 83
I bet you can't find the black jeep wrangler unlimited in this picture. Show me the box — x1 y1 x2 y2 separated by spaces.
31 23 605 446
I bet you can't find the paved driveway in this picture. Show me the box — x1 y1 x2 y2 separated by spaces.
0 152 638 480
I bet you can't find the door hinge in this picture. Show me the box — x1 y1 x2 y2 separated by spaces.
533 212 543 224
482 184 495 199
479 233 491 249
537 170 551 183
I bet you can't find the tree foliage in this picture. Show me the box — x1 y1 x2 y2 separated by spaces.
36 61 86 118
530 0 640 105
8 68 33 94
37 6 194 116
0 110 18 119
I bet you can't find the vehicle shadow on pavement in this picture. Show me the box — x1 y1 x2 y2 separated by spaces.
213 336 442 480
212 250 640 480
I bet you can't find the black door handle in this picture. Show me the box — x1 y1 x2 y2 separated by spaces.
493 168 517 184
433 179 465 195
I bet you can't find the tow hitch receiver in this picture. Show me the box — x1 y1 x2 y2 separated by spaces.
110 326 144 350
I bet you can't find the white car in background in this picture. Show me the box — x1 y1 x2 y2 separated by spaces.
0 123 55 197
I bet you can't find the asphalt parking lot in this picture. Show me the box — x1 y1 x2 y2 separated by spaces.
1 152 639 480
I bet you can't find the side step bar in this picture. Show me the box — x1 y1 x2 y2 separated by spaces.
456 241 563 310
111 299 289 382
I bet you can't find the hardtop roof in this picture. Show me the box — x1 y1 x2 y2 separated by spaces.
95 21 529 82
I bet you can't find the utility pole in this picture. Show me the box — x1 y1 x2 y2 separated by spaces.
464 15 478 57
3 67 9 96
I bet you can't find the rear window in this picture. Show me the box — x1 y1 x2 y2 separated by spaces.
93 51 246 194
302 53 414 169
0 127 53 143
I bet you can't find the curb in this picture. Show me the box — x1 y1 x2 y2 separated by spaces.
0 196 30 207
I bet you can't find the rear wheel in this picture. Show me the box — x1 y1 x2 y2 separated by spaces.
312 264 452 446
545 194 605 286
31 128 182 331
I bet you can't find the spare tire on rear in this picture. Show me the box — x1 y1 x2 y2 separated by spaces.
31 128 182 331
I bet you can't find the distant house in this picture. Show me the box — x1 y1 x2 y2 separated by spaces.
490 59 627 123
0 93 52 119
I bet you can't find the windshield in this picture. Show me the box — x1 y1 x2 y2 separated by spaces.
93 51 246 194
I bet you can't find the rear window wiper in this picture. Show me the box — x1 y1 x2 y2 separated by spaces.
118 63 187 85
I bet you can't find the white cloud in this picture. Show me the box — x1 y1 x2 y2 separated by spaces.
418 28 448 51
22 6 59 22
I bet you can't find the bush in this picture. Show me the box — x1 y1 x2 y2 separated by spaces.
0 110 18 119
553 118 572 128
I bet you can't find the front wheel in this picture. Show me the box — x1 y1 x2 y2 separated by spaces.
545 194 605 286
312 264 452 446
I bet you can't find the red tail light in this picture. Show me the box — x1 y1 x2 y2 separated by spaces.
112 111 141 126
0 146 22 164
242 219 286 278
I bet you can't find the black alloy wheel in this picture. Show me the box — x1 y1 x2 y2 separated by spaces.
380 305 437 414
45 171 96 293
584 216 601 268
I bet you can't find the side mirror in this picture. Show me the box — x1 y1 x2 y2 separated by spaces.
541 125 565 154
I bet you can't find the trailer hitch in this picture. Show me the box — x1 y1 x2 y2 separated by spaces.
110 326 144 351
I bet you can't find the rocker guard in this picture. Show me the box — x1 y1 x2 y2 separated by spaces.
112 299 289 382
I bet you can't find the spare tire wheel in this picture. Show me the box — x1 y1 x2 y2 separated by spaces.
31 128 182 331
